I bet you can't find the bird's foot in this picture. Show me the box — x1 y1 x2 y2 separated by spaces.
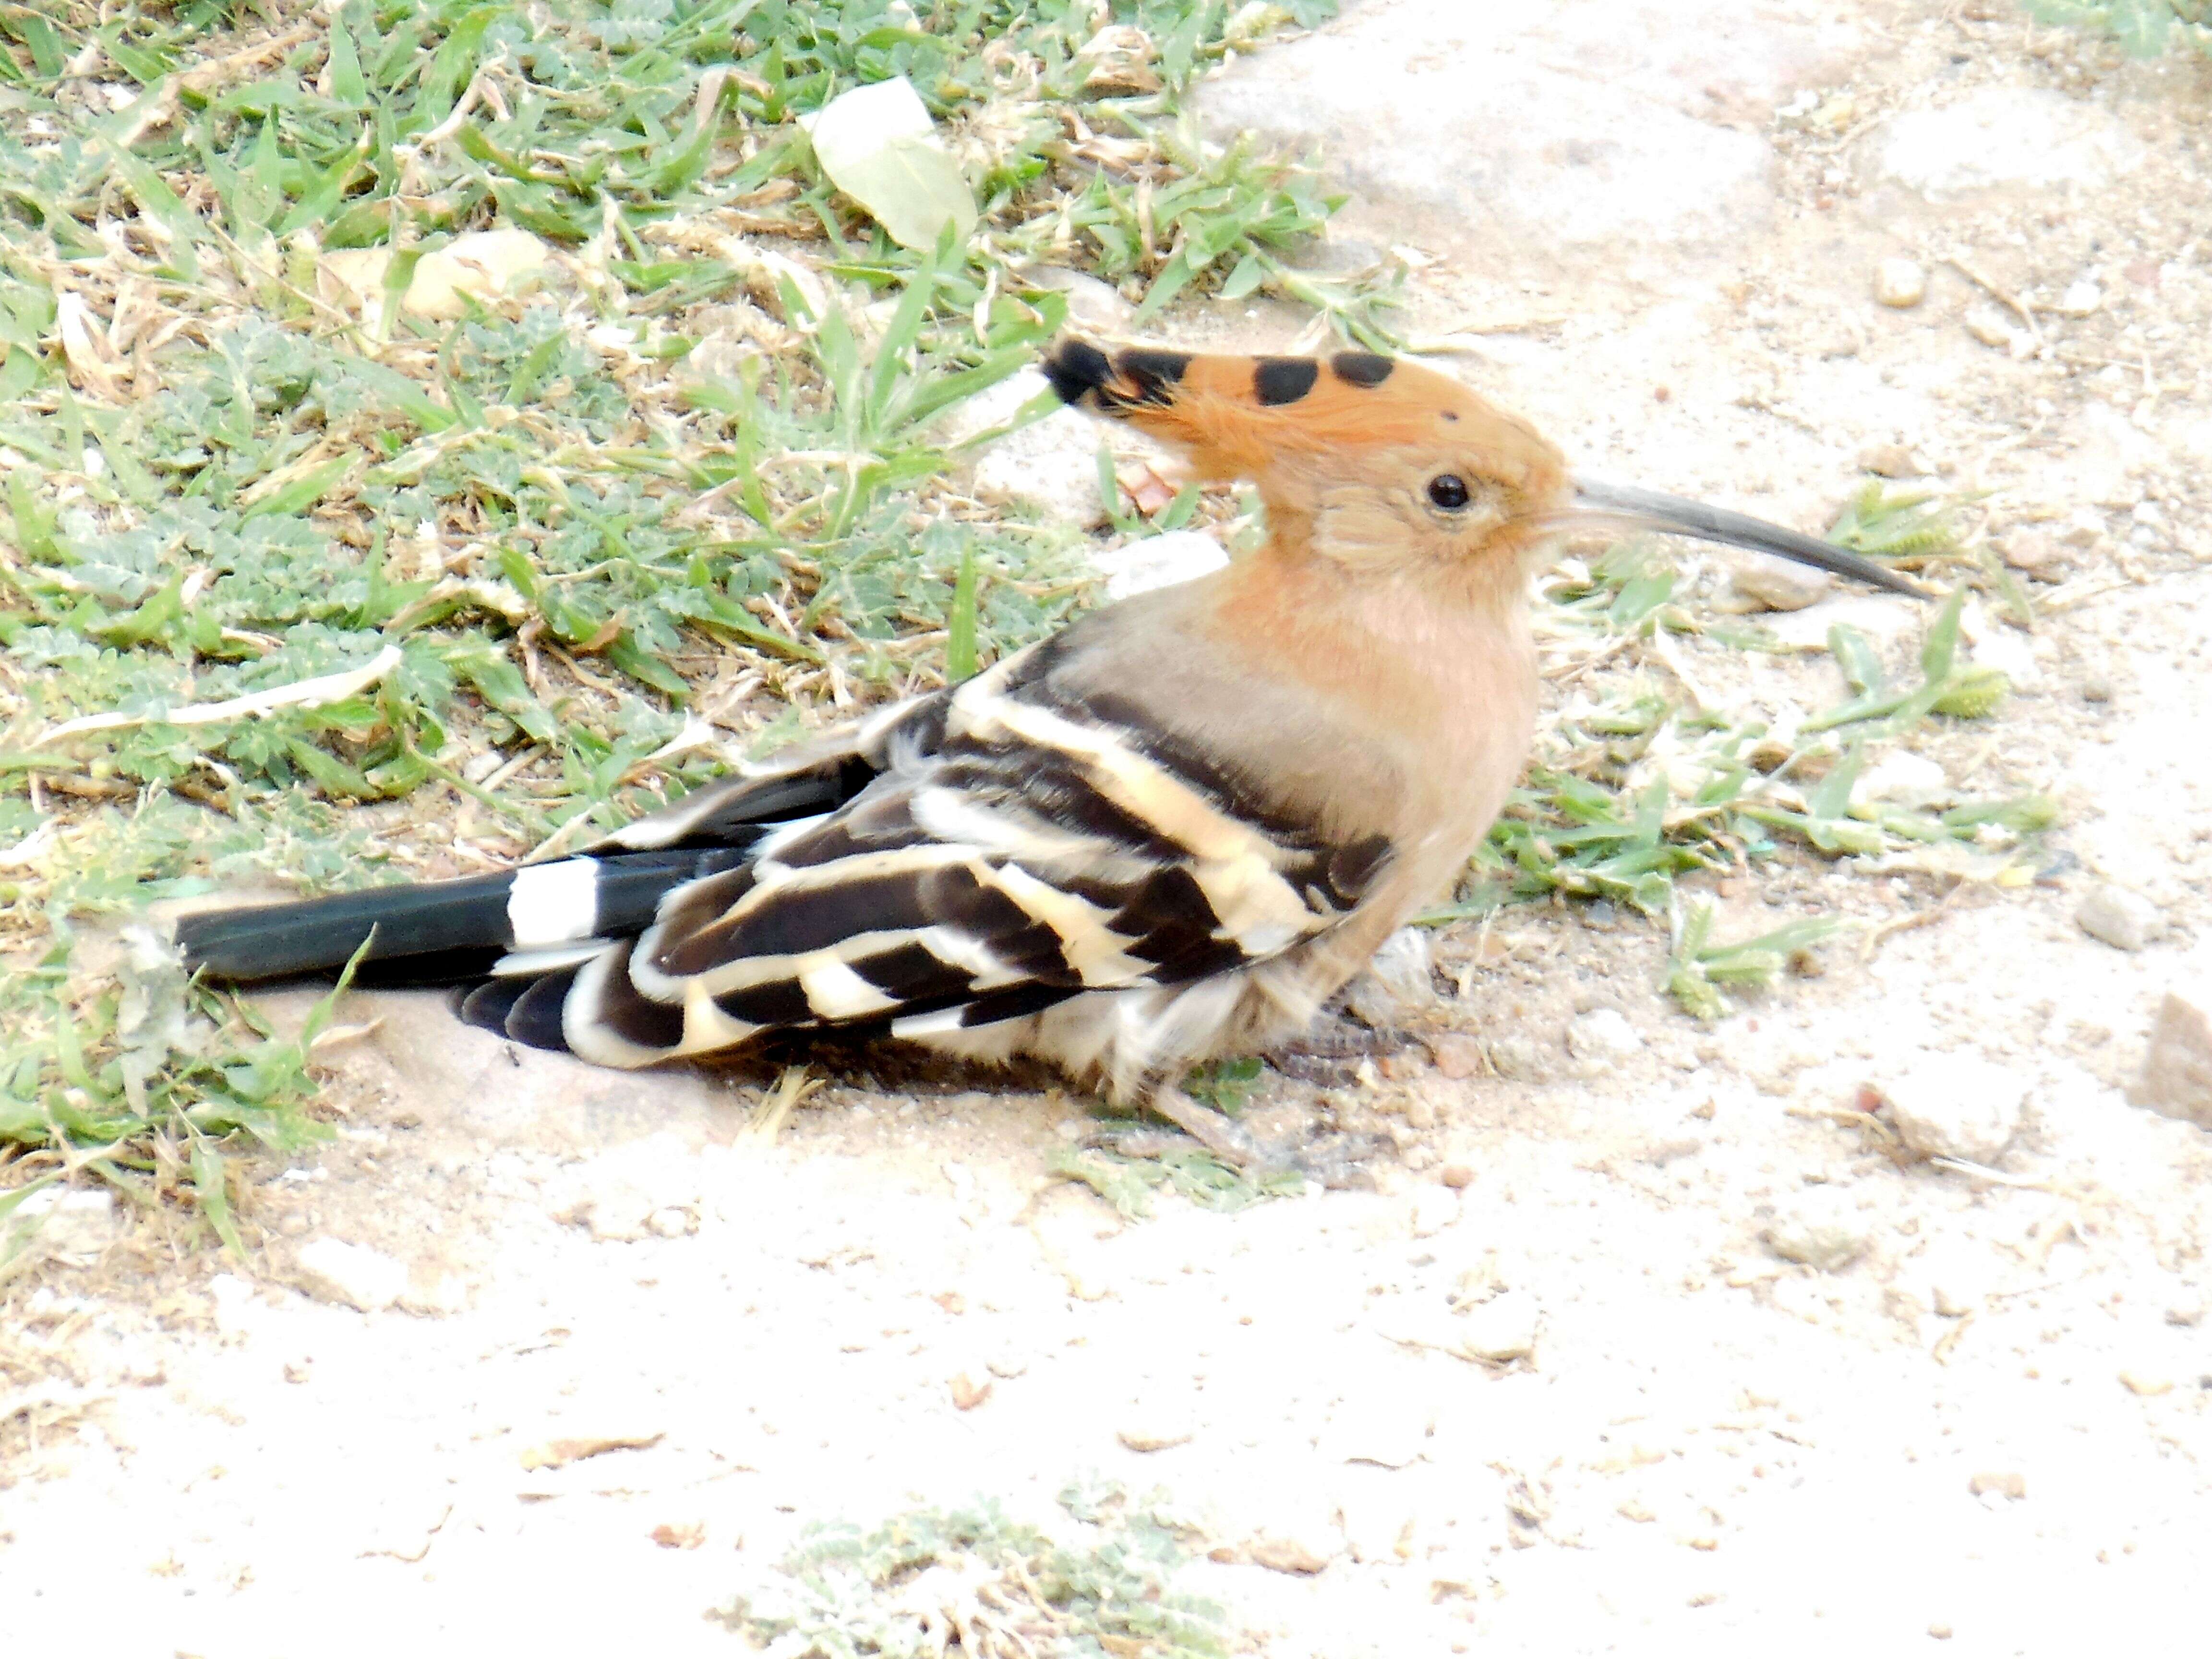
1264 1012 1394 1088
1083 1089 1389 1191
1141 1086 1274 1169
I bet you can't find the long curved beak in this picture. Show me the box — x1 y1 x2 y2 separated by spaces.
1560 478 1928 599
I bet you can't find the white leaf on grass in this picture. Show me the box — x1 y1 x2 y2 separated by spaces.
807 77 976 252
321 228 553 322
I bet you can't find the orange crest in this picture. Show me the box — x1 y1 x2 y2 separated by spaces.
1040 337 1563 502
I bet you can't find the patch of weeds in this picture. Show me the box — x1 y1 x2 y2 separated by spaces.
716 1481 1229 1659
1799 590 2008 736
2024 0 2212 57
1052 1142 1298 1219
0 924 351 1274
1437 491 2056 972
1182 1055 1263 1116
1825 481 1968 571
1664 902 1847 1022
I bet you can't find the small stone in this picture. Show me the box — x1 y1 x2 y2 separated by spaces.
1999 529 2070 577
1964 304 2018 349
2076 884 2165 953
1929 1623 1954 1641
398 1272 471 1318
2060 508 2107 548
1968 1470 2026 1499
283 1358 313 1384
985 1352 1031 1379
1874 257 1927 308
1021 266 1137 334
1617 1498 1656 1523
1248 1533 1335 1575
1565 1008 1641 1064
2119 1370 2174 1398
2166 1301 2207 1329
1346 928 1437 1030
1881 1053 2029 1163
1855 750 1950 812
950 1372 993 1411
2132 985 2212 1129
1440 1163 1475 1189
10 1188 120 1263
1932 1283 1979 1320
2080 674 2114 704
294 1238 408 1313
1860 441 1919 478
648 1206 697 1239
1765 1220 1865 1274
2059 278 2103 316
1487 1037 1547 1082
650 1521 707 1550
1427 1034 1485 1080
1453 1289 1539 1363
1118 1421 1194 1454
1730 553 1832 612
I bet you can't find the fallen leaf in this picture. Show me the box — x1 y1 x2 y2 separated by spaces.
808 78 976 252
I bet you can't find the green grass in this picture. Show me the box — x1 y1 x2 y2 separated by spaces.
2024 0 2212 57
1415 547 2053 933
0 0 1366 1236
717 1480 1229 1658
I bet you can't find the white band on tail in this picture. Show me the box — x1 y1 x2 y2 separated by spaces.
507 860 601 948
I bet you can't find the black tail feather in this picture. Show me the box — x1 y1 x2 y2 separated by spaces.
177 847 758 985
503 968 580 1052
176 872 520 982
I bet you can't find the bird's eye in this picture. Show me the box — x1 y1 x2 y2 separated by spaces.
1427 474 1471 511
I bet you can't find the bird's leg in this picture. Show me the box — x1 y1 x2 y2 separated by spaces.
1139 1084 1271 1170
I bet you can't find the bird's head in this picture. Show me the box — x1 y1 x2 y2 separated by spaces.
1041 337 1921 601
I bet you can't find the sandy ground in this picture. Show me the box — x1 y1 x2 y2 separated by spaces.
6 3 2212 1656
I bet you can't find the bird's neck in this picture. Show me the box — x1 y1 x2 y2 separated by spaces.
1217 539 1536 721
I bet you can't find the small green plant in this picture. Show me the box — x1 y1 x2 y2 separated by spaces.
1665 902 1846 1022
718 1484 1230 1659
1826 481 1965 567
1183 1055 1264 1117
1052 1140 1298 1219
2024 0 2212 57
1801 590 2008 734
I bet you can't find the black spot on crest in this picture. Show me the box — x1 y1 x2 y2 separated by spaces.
1331 351 1395 388
1041 337 1114 406
1114 348 1191 406
1253 357 1320 405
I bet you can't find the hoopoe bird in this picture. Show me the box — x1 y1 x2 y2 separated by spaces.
176 339 1916 1159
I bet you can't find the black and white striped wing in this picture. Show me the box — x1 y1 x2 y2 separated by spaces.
558 649 1394 1069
